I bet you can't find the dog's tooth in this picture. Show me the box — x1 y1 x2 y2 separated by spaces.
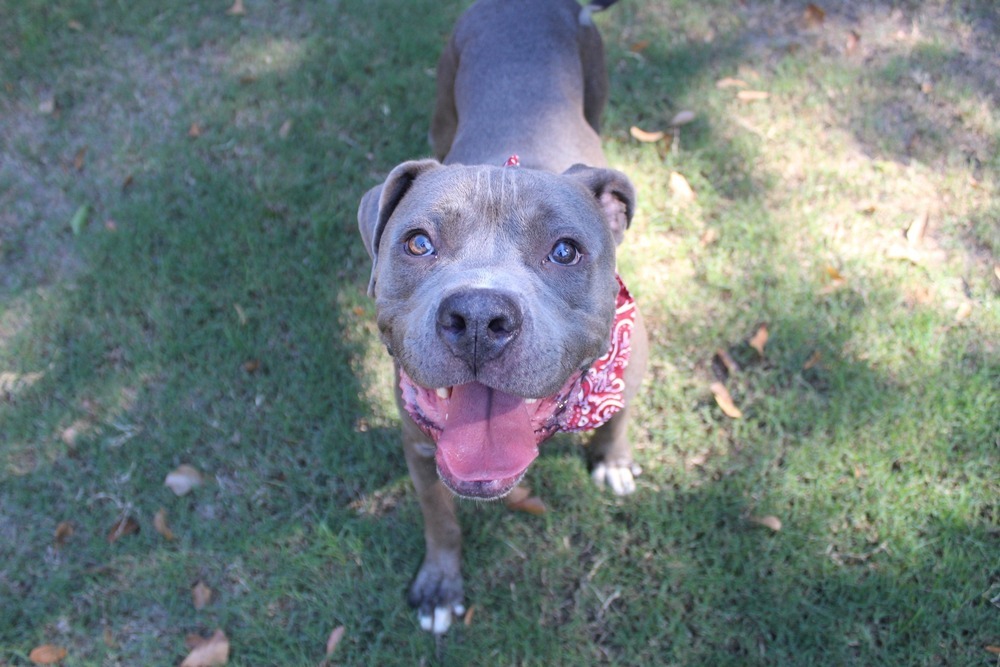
435 387 450 400
525 398 537 404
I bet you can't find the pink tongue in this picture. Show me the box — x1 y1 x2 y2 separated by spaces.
436 382 538 482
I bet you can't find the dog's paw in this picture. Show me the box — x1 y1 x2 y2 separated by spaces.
591 459 642 496
408 561 465 634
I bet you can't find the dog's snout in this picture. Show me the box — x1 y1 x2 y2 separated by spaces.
437 289 522 367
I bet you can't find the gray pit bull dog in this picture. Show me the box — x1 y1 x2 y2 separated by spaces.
357 0 648 634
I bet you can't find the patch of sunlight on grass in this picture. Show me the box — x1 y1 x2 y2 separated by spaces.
228 37 308 78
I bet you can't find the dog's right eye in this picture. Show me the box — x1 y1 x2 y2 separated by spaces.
405 232 435 257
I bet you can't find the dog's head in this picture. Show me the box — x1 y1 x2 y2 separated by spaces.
358 160 634 499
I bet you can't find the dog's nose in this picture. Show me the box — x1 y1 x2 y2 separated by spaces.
436 289 523 368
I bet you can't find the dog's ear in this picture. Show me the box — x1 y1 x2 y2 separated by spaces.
358 159 441 297
562 164 635 245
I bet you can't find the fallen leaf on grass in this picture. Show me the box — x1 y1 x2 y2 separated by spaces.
505 486 547 515
803 3 825 27
54 521 74 547
29 644 67 664
464 605 476 627
736 90 770 102
715 77 748 89
629 40 650 54
669 110 696 127
325 625 345 656
69 204 89 235
985 645 1000 655
845 30 861 54
38 96 56 115
906 211 929 245
668 171 695 202
242 359 260 374
819 266 848 294
67 19 84 31
226 0 245 16
107 515 140 543
714 348 741 376
954 302 973 322
750 515 783 531
181 629 229 667
629 126 664 143
165 464 204 496
699 228 719 246
748 324 769 357
278 119 292 139
73 147 87 172
802 350 822 370
153 508 175 541
188 123 202 138
709 382 742 419
192 581 213 610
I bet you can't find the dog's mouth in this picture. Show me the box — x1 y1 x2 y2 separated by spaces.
399 371 582 500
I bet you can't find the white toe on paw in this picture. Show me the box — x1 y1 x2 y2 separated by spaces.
592 460 639 496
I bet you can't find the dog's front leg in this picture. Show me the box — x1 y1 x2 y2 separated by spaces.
401 415 465 634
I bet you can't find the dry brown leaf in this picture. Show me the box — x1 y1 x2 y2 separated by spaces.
29 644 67 664
107 515 139 543
668 171 695 202
507 495 547 515
714 348 741 376
504 485 531 506
54 521 74 547
700 228 719 246
629 39 650 54
188 122 202 138
845 30 861 54
464 605 476 626
748 324 769 356
994 265 1000 282
242 359 260 374
102 626 116 648
985 645 1000 655
165 464 204 496
820 266 848 294
38 96 56 115
802 350 822 370
226 0 246 16
278 119 292 139
737 90 770 101
192 581 213 610
181 629 229 667
710 382 743 419
351 305 365 316
715 77 748 89
629 126 664 143
750 515 783 531
73 146 87 172
325 625 346 656
669 110 696 126
906 210 929 245
954 302 973 322
67 20 84 31
153 508 175 541
803 3 825 27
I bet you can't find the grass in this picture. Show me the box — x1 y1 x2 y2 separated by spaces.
1 0 998 664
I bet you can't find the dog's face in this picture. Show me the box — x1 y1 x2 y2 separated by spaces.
359 160 634 499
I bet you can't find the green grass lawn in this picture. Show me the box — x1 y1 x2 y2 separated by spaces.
1 0 997 664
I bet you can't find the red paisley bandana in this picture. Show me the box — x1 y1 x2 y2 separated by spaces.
557 275 636 432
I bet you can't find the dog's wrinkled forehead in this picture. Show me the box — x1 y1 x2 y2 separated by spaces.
396 165 611 243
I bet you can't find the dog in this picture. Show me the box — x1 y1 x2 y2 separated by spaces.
357 0 647 634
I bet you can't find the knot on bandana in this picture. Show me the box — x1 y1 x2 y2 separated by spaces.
503 154 520 167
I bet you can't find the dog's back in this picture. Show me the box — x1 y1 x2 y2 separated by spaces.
430 0 614 172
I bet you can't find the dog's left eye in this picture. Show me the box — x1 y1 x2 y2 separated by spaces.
548 239 581 266
405 232 436 257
